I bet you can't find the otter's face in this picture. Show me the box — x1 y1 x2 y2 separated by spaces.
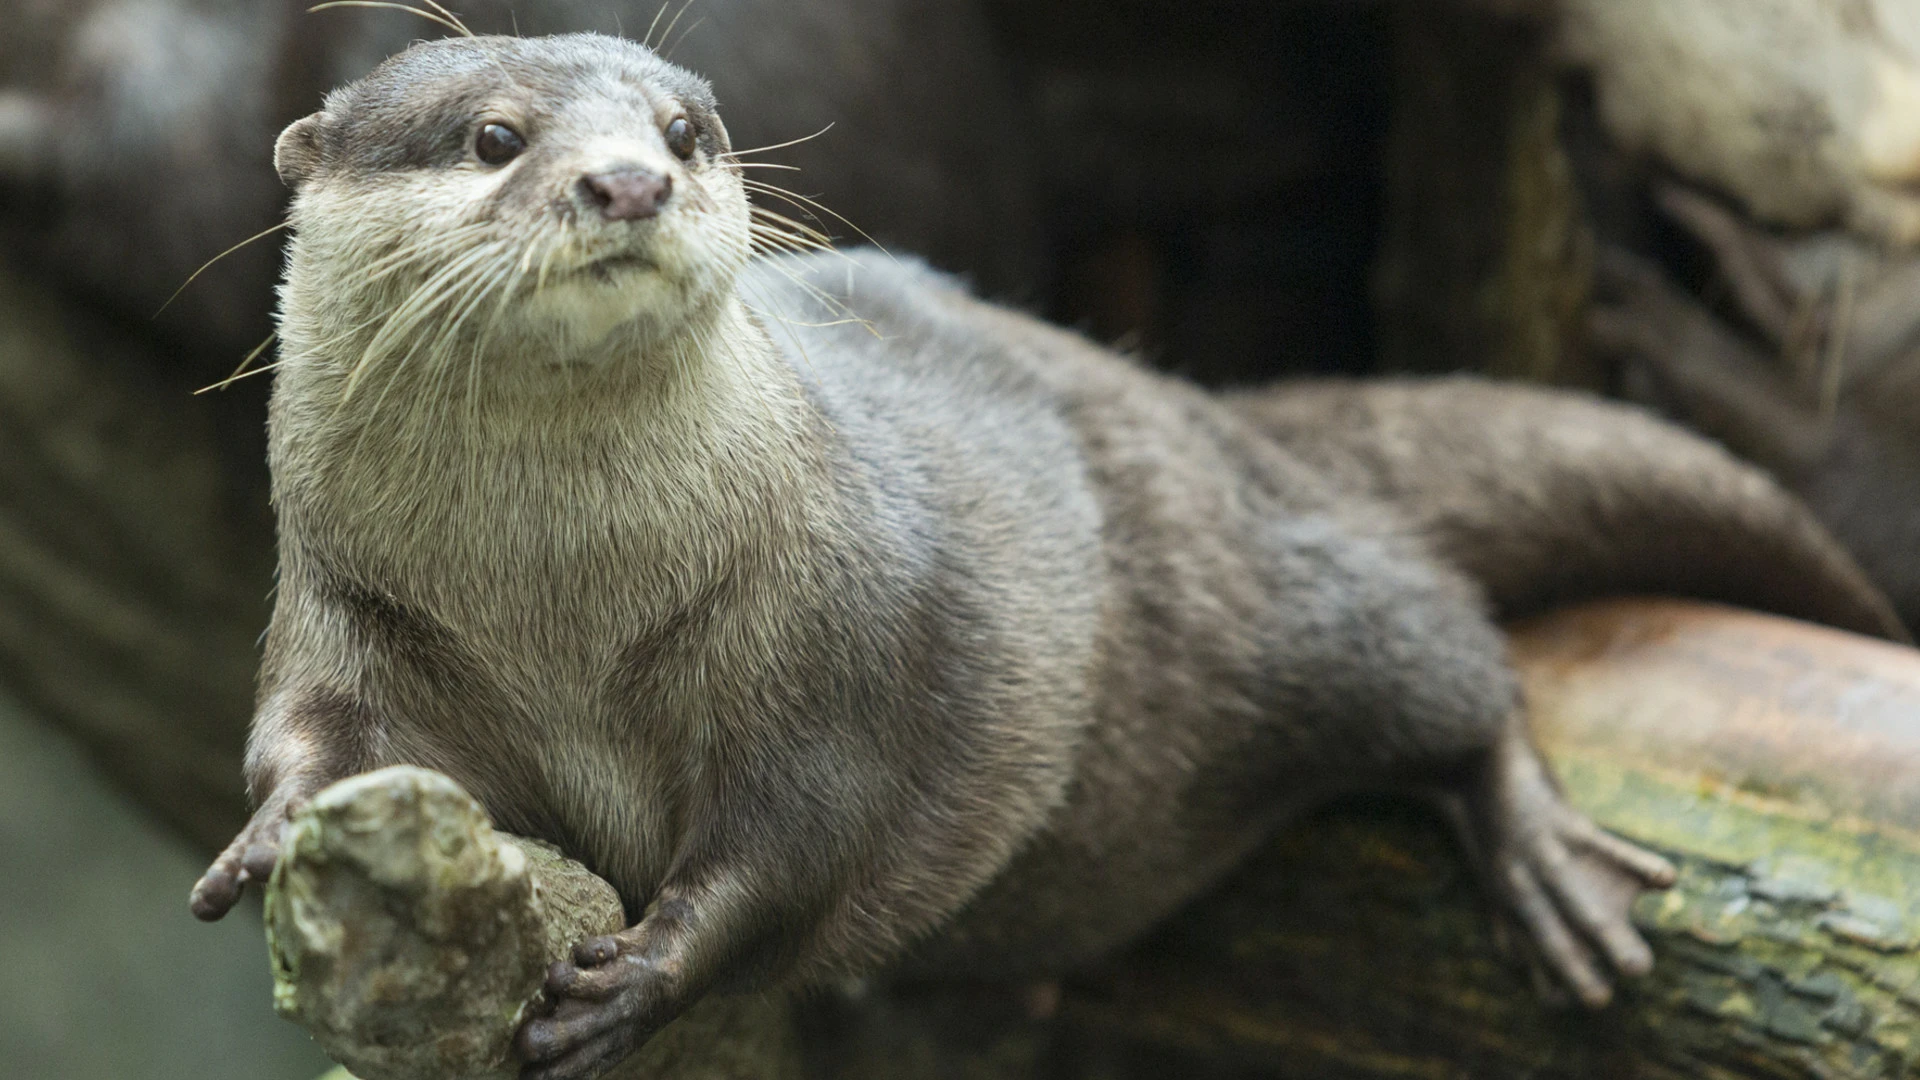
274 33 749 376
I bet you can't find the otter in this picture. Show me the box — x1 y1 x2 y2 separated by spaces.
187 33 1906 1080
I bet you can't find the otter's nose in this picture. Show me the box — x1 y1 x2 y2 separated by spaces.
578 167 672 221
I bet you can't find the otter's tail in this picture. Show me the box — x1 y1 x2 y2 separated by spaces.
1229 376 1911 643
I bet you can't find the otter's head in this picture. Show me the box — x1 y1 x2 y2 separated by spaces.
274 33 748 383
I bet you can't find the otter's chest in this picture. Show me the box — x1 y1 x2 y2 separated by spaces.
328 531 774 902
313 443 770 716
287 430 803 891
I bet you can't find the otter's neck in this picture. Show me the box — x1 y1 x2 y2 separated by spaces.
270 293 837 626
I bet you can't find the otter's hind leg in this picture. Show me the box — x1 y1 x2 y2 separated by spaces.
1259 524 1673 1005
1434 713 1675 1005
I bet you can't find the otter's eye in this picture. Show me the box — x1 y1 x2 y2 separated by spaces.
475 123 525 166
665 117 696 161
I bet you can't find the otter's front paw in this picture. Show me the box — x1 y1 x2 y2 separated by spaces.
1444 732 1676 1007
189 799 300 921
516 931 684 1080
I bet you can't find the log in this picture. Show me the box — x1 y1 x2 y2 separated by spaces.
280 599 1920 1080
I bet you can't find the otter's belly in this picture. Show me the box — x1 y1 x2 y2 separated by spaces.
900 694 1331 979
904 797 1316 978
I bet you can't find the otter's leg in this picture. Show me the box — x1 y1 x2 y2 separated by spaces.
1259 526 1674 1005
1432 713 1676 1006
515 869 773 1080
189 689 365 921
515 749 892 1078
517 895 693 1079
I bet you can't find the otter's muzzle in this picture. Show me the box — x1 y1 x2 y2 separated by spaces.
578 166 672 221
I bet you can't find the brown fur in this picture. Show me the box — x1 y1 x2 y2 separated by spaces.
187 34 1900 1080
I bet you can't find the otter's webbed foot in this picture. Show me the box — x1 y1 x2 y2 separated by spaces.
1440 730 1676 1007
517 928 688 1080
189 795 303 921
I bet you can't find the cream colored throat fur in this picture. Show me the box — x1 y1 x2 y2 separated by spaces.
270 280 826 667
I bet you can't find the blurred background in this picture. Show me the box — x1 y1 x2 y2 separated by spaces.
1 0 1917 1075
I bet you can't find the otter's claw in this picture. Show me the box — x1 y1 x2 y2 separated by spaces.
189 803 297 921
516 931 683 1080
1442 729 1675 1007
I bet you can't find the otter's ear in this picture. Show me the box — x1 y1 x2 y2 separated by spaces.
705 114 732 155
275 113 328 189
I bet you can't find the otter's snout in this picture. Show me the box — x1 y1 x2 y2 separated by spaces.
578 166 672 221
